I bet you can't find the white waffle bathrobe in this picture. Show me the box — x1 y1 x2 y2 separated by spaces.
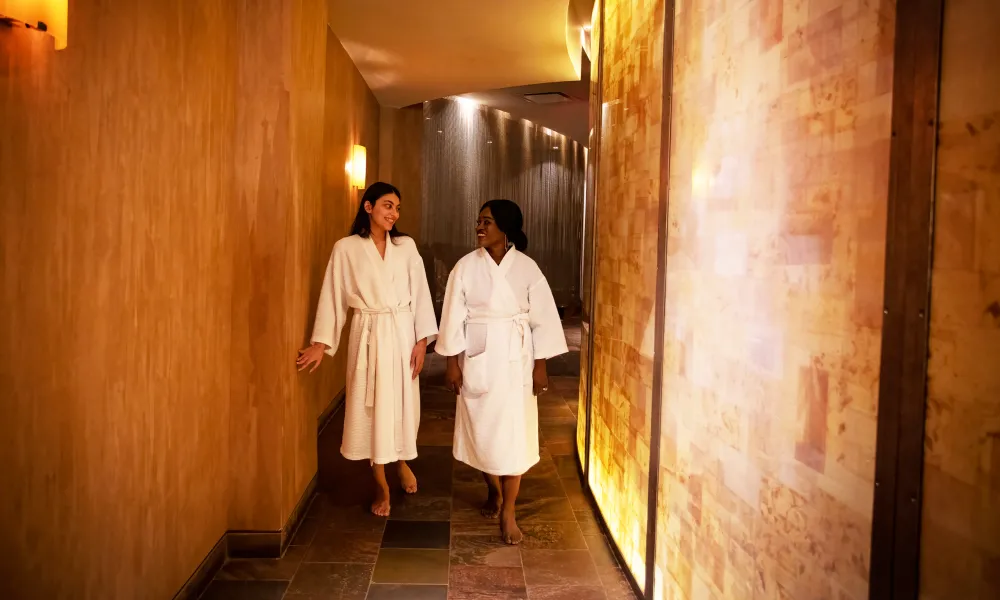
310 233 438 464
436 248 568 476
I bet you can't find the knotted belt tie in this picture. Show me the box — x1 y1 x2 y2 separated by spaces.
357 305 411 408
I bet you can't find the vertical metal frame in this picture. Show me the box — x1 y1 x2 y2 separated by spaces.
868 1 944 598
643 0 676 595
581 0 607 481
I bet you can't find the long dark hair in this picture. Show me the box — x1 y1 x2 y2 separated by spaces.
480 199 528 251
351 182 405 240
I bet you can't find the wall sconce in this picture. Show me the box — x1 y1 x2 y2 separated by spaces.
344 144 367 189
0 0 68 50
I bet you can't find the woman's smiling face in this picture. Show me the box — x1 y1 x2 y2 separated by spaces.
366 193 400 233
475 207 504 248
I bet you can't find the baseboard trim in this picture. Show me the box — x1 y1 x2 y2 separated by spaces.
281 473 318 554
225 530 282 559
318 388 346 435
177 394 345 597
172 533 226 600
226 472 319 559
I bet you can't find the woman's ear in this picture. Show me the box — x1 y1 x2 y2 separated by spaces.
363 201 373 214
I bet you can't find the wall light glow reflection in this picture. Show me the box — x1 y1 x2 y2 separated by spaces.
0 0 68 50
691 164 715 197
588 419 648 593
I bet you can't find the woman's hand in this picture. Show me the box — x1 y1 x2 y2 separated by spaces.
532 360 549 396
445 356 463 395
410 338 428 380
297 342 329 373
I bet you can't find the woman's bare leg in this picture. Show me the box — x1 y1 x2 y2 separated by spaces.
398 460 418 494
499 475 523 544
371 463 391 517
481 472 503 518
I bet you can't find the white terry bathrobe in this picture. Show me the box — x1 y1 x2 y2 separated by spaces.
436 248 568 476
311 233 438 464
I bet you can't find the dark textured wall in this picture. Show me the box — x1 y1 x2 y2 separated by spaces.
420 98 586 310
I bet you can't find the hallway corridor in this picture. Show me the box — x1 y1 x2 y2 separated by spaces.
200 326 637 600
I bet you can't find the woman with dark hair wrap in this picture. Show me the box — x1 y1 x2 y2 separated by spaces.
436 199 568 544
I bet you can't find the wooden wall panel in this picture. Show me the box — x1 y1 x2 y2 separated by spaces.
0 1 237 596
228 0 295 532
296 24 382 433
284 0 330 527
920 0 1000 597
379 105 424 242
1 2 384 596
228 0 382 532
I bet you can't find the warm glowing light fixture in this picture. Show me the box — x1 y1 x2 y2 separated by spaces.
0 0 68 50
344 144 367 189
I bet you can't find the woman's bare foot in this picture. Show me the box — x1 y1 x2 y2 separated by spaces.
500 511 522 545
481 490 503 519
371 464 391 517
371 482 391 517
398 461 418 494
481 473 503 519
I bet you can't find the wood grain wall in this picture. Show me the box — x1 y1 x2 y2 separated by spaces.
1 2 236 597
226 0 338 533
284 0 335 527
295 24 382 435
379 105 424 242
1 2 382 596
228 0 296 533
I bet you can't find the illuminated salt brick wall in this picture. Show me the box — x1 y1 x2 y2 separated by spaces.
587 0 665 589
920 1 1000 597
654 1 894 598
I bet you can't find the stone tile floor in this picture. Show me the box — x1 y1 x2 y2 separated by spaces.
200 327 636 600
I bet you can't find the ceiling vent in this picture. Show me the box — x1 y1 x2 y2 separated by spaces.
522 92 574 104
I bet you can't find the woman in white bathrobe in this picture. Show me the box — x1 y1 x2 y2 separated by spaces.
297 182 438 517
437 199 568 544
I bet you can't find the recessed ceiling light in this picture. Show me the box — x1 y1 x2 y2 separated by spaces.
524 92 573 105
437 130 443 134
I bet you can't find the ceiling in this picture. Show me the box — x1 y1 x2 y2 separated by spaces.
455 54 591 145
327 0 593 109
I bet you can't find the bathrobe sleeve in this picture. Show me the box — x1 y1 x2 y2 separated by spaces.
435 266 468 357
310 241 350 357
527 275 568 361
406 239 438 344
